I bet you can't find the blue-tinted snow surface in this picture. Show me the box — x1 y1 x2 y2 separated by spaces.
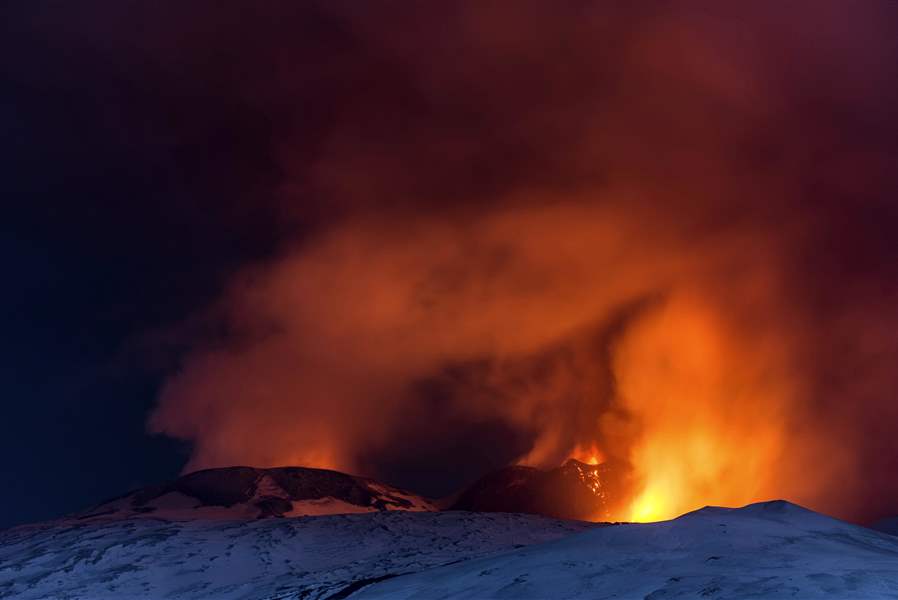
3 501 898 599
357 501 898 599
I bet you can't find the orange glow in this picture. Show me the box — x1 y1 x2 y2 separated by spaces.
629 486 668 523
158 203 812 521
569 291 793 523
142 0 898 528
570 443 604 466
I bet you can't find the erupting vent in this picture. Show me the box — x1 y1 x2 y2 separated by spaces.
452 459 631 522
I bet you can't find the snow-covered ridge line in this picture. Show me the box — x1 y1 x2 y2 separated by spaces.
353 500 898 599
72 465 437 522
5 499 898 599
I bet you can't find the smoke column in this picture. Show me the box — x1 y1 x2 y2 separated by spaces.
146 1 898 522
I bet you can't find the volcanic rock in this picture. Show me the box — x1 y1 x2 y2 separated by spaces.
451 458 630 521
9 500 898 598
75 466 436 521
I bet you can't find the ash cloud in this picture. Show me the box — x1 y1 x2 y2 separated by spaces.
123 2 898 520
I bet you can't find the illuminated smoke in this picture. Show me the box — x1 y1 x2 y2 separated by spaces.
149 1 898 522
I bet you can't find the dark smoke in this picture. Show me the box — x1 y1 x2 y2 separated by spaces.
27 1 896 521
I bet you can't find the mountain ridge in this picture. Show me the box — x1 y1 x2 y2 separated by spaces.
7 499 898 599
74 465 436 522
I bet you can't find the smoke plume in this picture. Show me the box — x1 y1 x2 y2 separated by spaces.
145 1 898 522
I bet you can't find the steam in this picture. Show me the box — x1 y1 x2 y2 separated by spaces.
149 2 898 521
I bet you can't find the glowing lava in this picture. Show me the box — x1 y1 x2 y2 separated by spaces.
570 443 604 467
569 292 792 524
629 487 667 522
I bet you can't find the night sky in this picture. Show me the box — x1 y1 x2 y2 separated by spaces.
2 2 294 527
5 1 898 529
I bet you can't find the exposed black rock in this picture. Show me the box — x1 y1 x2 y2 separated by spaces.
269 467 385 507
75 461 633 523
156 467 260 507
254 496 294 518
77 466 436 521
451 458 631 521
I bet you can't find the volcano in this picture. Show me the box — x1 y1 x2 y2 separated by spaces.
75 466 436 521
6 486 898 599
452 458 630 521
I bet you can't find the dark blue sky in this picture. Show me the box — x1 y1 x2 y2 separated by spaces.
1 2 298 528
0 1 511 528
0 0 472 528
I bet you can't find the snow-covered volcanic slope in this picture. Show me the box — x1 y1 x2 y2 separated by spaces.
5 500 898 599
0 511 595 599
75 466 435 521
356 500 898 599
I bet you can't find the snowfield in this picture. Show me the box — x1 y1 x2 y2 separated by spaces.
2 500 898 599
0 511 594 599
357 501 898 599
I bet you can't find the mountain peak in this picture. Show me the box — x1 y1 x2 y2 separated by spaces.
75 466 436 522
452 459 630 521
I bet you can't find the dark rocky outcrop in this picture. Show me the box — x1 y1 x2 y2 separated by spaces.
78 466 436 521
76 460 632 523
452 459 631 521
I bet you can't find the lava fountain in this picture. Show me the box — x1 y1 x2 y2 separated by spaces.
569 290 796 523
148 0 898 526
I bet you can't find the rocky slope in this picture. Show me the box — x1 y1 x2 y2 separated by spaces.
74 466 436 521
452 458 630 521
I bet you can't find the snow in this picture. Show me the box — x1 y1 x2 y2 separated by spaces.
0 511 593 599
4 500 898 599
356 501 898 599
284 497 379 516
72 467 438 522
872 516 898 537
